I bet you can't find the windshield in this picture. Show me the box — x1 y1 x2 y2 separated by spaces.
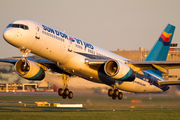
6 24 29 30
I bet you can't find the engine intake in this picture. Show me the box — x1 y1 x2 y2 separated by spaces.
15 59 45 80
104 60 135 81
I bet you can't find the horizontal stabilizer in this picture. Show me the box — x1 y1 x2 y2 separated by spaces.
158 80 180 85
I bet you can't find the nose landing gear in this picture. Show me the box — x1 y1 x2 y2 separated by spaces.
58 73 73 99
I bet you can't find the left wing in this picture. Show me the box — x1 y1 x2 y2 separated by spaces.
85 59 180 85
128 61 180 75
85 59 180 75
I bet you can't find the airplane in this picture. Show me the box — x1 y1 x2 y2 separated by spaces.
2 19 180 100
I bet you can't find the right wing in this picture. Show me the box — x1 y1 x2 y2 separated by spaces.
0 58 18 65
128 61 180 75
0 58 65 74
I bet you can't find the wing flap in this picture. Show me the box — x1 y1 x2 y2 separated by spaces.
152 64 167 74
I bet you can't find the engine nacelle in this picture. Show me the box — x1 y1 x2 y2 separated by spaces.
104 60 135 81
15 59 45 80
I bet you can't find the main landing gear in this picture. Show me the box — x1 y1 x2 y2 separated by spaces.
58 73 73 99
108 88 123 100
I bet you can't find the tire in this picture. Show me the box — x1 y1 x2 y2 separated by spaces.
112 94 116 100
62 94 67 99
64 88 69 96
108 89 113 97
114 89 119 97
58 88 63 96
118 92 123 100
68 91 73 99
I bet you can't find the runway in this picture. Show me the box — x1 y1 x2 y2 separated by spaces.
1 109 180 112
0 91 171 97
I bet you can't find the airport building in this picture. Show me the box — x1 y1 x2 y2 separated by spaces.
111 43 179 61
0 43 180 92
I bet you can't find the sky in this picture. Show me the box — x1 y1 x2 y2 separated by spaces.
0 0 180 57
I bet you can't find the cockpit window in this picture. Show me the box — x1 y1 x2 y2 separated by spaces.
12 24 20 28
6 24 29 30
6 24 12 28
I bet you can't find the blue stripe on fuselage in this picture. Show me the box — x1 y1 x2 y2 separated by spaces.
136 71 169 91
75 52 112 60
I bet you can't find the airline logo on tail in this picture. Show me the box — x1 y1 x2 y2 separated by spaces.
158 27 173 46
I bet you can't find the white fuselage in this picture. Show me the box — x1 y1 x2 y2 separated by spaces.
3 19 168 93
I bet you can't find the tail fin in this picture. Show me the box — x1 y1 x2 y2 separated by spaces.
145 24 175 76
145 24 175 61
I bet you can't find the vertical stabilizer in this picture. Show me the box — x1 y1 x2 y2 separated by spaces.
145 24 175 61
145 24 175 76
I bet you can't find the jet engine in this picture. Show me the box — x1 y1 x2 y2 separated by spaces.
104 60 135 81
15 59 45 80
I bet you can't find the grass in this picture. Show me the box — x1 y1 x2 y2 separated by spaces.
1 110 180 120
0 93 180 120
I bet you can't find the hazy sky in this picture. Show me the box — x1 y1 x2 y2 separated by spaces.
0 0 180 57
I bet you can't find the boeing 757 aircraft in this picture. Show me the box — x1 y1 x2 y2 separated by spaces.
2 19 180 100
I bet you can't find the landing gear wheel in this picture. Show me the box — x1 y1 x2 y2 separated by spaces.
108 87 123 100
62 94 67 99
58 88 64 96
112 94 116 100
58 88 74 99
64 88 69 96
108 89 113 97
68 91 73 99
118 92 123 100
58 74 74 99
114 89 119 97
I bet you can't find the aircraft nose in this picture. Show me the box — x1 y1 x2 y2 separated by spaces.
3 28 16 43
